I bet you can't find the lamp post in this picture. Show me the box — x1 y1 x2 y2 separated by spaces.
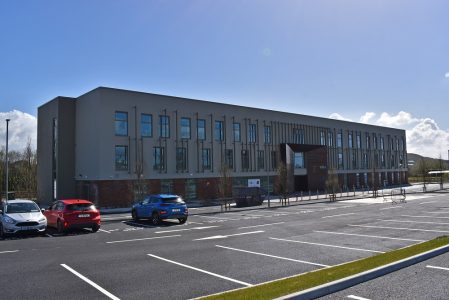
5 119 10 203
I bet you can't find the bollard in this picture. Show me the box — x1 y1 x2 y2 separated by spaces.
301 191 303 201
353 185 356 197
309 190 311 200
296 193 298 202
316 189 319 200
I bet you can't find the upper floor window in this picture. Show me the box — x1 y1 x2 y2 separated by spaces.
320 130 326 146
141 114 152 137
337 132 343 148
197 119 206 140
215 121 224 141
159 115 170 138
293 128 304 144
366 134 370 149
225 149 233 169
257 150 264 170
248 124 257 143
264 126 271 144
348 132 353 148
356 133 361 148
241 150 250 170
202 148 211 170
233 123 241 142
153 147 165 170
176 147 187 171
294 152 304 168
380 137 385 150
115 145 128 170
328 132 333 147
115 112 128 136
373 135 377 149
180 117 191 139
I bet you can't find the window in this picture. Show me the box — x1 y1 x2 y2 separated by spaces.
293 128 304 144
271 151 277 169
328 132 333 147
176 147 187 171
241 150 249 170
201 148 211 170
373 135 377 149
180 118 191 139
248 124 257 143
115 145 128 170
348 132 353 148
363 153 368 169
264 126 271 144
320 130 325 146
197 119 206 140
233 123 241 142
380 137 384 150
215 121 224 141
366 134 370 149
225 149 233 169
153 147 165 170
338 152 344 169
141 114 152 137
294 152 304 169
337 132 343 148
115 112 128 136
159 115 170 138
257 150 264 170
356 133 361 148
351 151 357 169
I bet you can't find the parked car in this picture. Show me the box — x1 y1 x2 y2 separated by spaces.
0 199 47 238
44 199 101 233
132 194 188 225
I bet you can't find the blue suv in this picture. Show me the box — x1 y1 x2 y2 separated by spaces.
131 194 188 225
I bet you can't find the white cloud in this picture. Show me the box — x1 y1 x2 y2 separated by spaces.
331 110 449 159
329 113 352 122
0 110 37 151
359 112 376 124
445 72 449 78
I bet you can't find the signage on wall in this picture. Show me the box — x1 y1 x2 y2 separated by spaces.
248 179 261 187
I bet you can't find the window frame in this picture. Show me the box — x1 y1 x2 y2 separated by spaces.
115 111 128 136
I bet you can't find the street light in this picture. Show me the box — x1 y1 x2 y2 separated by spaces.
5 119 10 203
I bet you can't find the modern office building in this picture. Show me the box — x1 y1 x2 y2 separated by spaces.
37 87 408 207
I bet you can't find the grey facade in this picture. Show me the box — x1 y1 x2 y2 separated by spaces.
37 87 408 207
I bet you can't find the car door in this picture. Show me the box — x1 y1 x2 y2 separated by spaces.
45 202 59 226
138 197 151 218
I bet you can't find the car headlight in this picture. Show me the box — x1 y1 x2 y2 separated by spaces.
4 216 16 224
39 218 46 223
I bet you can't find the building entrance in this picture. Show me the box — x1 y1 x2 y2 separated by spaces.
294 175 308 191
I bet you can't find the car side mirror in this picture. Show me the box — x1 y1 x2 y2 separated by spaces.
41 208 45 213
0 209 2 214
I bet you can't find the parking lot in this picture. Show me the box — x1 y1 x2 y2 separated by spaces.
1 192 449 300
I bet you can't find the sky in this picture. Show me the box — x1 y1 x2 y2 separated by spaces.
0 0 448 158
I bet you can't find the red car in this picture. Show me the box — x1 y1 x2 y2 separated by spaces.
44 199 101 233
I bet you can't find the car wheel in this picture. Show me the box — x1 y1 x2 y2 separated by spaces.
57 220 66 234
151 212 160 225
92 224 100 233
132 209 139 221
178 218 187 224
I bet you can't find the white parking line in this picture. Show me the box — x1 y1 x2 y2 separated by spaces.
426 265 449 271
401 215 449 219
378 219 449 225
122 221 156 228
380 206 402 210
424 211 449 214
348 295 371 300
61 264 120 300
314 230 425 242
215 245 329 267
46 233 54 237
420 201 438 204
348 224 449 233
106 235 181 244
0 250 19 254
99 229 111 233
197 215 239 220
269 237 385 253
322 213 356 219
238 222 285 229
155 226 219 234
147 254 253 287
194 231 265 241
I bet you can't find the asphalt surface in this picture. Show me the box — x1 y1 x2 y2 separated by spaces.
1 192 449 300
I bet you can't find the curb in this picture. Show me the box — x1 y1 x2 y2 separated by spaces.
275 243 449 300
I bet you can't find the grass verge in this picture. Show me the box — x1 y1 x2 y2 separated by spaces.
201 236 449 300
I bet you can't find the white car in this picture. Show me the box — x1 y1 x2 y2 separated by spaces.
0 199 47 238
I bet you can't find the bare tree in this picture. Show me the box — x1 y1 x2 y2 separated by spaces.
276 162 289 205
218 163 232 199
325 168 339 201
417 157 429 192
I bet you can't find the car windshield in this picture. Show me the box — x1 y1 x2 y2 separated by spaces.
6 202 40 213
161 197 184 204
66 203 96 211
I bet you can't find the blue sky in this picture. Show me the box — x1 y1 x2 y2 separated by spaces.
0 0 449 157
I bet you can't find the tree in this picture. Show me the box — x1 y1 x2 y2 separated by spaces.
218 163 232 199
417 157 429 192
276 162 289 205
325 168 339 201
